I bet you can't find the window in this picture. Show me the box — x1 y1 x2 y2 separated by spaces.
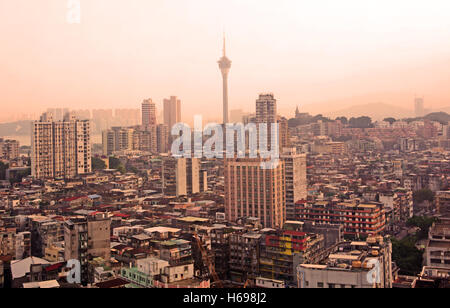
317 282 324 288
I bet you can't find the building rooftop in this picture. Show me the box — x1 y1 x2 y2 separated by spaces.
11 256 50 279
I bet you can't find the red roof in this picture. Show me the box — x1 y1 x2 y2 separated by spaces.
45 262 65 272
62 196 88 202
113 213 130 218
95 278 129 289
295 200 308 205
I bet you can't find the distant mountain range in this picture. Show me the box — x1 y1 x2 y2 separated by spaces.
322 103 415 120
289 100 450 121
0 120 31 137
439 106 450 114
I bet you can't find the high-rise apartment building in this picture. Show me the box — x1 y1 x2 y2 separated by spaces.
76 120 92 175
92 109 113 133
46 108 69 121
31 112 91 179
256 93 277 125
281 148 307 221
163 96 181 131
15 232 31 260
415 97 425 118
64 218 88 285
142 98 157 128
29 217 65 258
102 126 157 155
0 139 20 161
186 158 200 195
102 130 116 156
157 124 169 153
224 157 286 229
64 212 111 286
136 126 157 153
278 116 290 149
162 157 200 197
294 200 386 237
115 109 140 127
256 93 279 150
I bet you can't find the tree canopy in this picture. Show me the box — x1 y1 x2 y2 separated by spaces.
383 117 397 125
413 189 434 204
348 116 373 128
0 162 9 181
109 157 126 174
92 157 106 171
391 236 423 276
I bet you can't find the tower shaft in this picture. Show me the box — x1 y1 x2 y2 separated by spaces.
222 72 229 124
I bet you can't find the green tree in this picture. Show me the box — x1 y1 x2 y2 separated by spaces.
92 157 107 171
109 157 126 174
407 216 438 240
0 162 9 180
391 237 423 275
9 168 31 184
127 166 139 174
336 116 348 125
413 189 434 204
383 117 397 125
349 116 373 128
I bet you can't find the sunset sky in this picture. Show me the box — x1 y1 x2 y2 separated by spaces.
1 0 450 122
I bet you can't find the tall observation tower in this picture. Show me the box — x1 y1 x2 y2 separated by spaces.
218 35 232 124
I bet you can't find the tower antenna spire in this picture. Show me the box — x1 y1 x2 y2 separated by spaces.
223 32 226 57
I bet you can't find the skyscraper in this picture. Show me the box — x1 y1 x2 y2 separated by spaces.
64 212 111 286
224 157 286 229
256 93 277 124
162 156 200 197
218 36 232 124
31 112 91 179
142 98 157 128
157 124 169 153
0 139 19 161
281 148 307 221
102 127 134 155
278 116 290 149
415 97 425 117
163 96 181 131
256 93 278 150
102 126 158 155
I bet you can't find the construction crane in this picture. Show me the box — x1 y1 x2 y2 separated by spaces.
193 232 224 288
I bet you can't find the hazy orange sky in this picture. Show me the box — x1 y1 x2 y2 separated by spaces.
1 0 450 122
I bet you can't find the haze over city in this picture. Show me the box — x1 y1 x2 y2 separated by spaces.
2 0 450 122
1 0 450 293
